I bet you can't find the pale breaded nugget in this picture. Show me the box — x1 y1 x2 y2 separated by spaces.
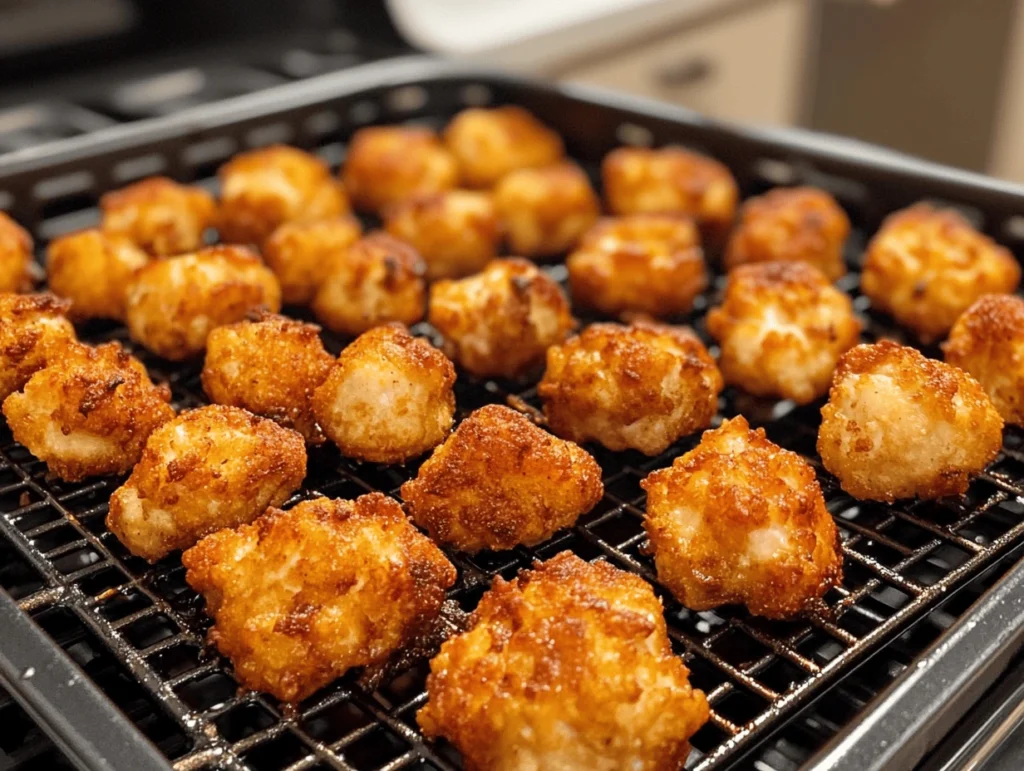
124 245 281 360
183 493 457 702
818 341 1003 501
202 312 334 443
724 186 850 280
0 211 33 293
493 162 600 259
107 405 306 562
861 204 1021 343
567 214 707 318
706 262 862 404
539 322 722 456
2 342 174 481
0 292 77 401
602 146 739 243
217 145 349 245
100 176 216 257
46 229 149 322
643 416 842 619
262 216 362 305
312 324 455 463
443 105 565 189
429 258 573 379
418 551 708 771
383 190 500 280
944 294 1024 425
401 404 602 552
311 232 426 336
342 126 458 212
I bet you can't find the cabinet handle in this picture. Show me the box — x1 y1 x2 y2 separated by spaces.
656 56 714 87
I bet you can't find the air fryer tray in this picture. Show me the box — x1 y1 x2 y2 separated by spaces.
1 57 1023 771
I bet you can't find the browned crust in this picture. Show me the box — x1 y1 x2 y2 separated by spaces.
100 176 216 257
0 292 78 400
262 215 363 305
0 211 34 293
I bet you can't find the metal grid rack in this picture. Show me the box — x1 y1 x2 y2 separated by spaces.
1 59 1023 771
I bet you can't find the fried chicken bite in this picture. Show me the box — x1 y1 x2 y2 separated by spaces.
724 186 850 280
183 493 457 703
602 146 739 244
383 191 500 280
2 342 173 481
311 232 426 336
0 211 33 293
107 405 306 562
706 262 862 404
262 216 362 305
861 204 1021 343
443 105 565 189
539 322 722 456
944 294 1024 425
643 416 841 618
401 404 602 552
419 551 708 771
124 245 281 361
0 293 77 401
429 258 573 379
567 214 707 318
342 126 458 212
46 229 149 322
312 324 455 463
217 145 349 245
818 341 1003 501
493 162 600 259
100 176 216 257
202 312 334 443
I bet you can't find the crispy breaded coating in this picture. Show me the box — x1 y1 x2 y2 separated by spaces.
429 258 573 379
818 341 1003 501
383 191 501 280
401 404 602 552
724 186 850 280
419 551 708 771
202 312 334 443
944 294 1024 425
311 232 426 336
312 324 455 463
100 176 216 257
492 162 600 259
2 342 174 481
107 405 306 562
443 105 565 189
342 126 458 212
263 216 362 305
124 246 281 360
706 262 862 404
0 293 77 401
539 322 722 456
183 493 457 702
643 416 842 618
602 146 739 243
46 229 149 322
567 214 707 318
0 211 33 293
217 145 349 245
861 204 1021 343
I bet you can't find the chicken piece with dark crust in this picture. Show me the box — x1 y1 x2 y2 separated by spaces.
539 322 722 456
202 312 334 443
818 341 1003 501
643 416 842 618
418 551 709 771
0 292 77 401
312 324 455 463
401 404 603 552
107 405 306 562
0 211 33 293
46 229 149 322
183 493 457 703
2 342 174 481
100 176 216 257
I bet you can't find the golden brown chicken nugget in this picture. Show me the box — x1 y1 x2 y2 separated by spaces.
100 176 216 257
0 211 33 293
262 216 362 305
46 229 149 322
0 292 77 401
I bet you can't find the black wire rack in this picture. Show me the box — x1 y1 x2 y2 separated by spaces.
1 58 1023 771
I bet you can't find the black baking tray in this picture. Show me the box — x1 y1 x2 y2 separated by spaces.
0 56 1023 771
